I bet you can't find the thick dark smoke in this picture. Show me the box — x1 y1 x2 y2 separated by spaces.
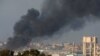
6 0 100 50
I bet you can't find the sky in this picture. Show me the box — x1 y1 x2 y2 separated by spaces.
0 0 100 43
0 0 44 41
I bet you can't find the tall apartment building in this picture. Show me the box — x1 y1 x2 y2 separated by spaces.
83 36 97 56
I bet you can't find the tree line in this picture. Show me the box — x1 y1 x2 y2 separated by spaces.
0 49 51 56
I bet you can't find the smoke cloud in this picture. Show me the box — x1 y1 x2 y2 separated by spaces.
6 0 100 50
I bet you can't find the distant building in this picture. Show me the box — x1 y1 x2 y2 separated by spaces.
66 54 77 56
52 54 60 56
83 36 97 56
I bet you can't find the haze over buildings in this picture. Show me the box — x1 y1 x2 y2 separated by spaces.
1 0 100 50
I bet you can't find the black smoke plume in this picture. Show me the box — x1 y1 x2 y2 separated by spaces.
6 0 100 49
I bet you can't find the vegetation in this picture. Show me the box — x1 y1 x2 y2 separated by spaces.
0 49 51 56
0 49 14 56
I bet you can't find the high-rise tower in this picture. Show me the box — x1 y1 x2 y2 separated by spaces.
83 36 97 56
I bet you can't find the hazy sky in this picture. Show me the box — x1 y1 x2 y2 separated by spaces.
0 0 44 41
0 0 100 43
